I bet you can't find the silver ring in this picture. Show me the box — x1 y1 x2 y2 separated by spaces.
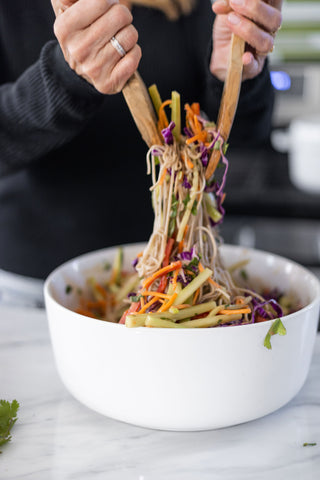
110 36 126 57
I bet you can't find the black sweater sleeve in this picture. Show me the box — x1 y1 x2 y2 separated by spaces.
0 40 104 177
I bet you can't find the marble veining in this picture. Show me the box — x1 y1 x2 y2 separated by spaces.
0 306 319 480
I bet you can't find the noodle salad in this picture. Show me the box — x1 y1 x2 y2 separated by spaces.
74 88 297 328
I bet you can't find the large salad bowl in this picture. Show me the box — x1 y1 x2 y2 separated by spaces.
44 243 320 431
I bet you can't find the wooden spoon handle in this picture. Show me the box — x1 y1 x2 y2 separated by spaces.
122 71 162 148
205 34 245 180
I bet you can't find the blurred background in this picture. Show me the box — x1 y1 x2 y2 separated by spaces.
222 0 320 288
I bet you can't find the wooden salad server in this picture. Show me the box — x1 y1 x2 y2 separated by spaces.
205 34 245 180
122 71 162 148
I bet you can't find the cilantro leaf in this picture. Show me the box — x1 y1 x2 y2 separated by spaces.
264 318 287 350
0 399 19 453
186 257 200 269
303 442 317 447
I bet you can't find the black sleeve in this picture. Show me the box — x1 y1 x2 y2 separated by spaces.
0 40 104 177
204 59 274 147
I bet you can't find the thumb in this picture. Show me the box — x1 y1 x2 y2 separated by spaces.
51 0 78 16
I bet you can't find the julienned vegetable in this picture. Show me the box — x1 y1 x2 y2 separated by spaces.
264 318 287 350
74 88 298 328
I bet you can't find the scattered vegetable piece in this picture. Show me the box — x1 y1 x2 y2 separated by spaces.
264 318 287 350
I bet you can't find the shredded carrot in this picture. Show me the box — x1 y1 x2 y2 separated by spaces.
191 102 200 115
86 300 107 309
157 238 175 293
186 133 202 145
143 260 182 290
185 269 196 276
163 238 175 268
192 288 200 305
76 308 97 318
236 297 245 305
157 275 168 294
219 307 251 315
194 115 202 134
198 262 223 289
158 99 171 129
185 104 196 131
175 304 191 309
178 241 184 254
208 277 223 289
158 167 168 186
140 296 145 308
94 284 107 299
186 131 207 145
158 293 178 312
138 296 159 314
141 291 172 299
186 158 194 169
171 268 180 291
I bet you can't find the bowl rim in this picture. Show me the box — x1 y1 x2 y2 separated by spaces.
44 243 320 334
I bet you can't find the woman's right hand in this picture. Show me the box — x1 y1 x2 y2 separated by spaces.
51 0 141 94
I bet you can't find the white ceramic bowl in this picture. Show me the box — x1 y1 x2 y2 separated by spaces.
44 243 320 431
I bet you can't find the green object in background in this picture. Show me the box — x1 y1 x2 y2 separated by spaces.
0 399 19 453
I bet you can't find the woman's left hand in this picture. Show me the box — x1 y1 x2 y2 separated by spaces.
210 0 283 81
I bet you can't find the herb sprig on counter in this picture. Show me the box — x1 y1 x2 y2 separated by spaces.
0 399 19 453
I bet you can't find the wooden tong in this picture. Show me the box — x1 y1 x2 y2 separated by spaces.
205 34 245 180
122 71 162 148
123 34 245 157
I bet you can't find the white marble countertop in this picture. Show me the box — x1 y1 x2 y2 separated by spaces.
1 305 319 480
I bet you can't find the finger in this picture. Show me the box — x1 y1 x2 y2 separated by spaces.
226 11 274 56
242 51 264 79
70 5 136 61
108 24 139 58
91 24 139 70
212 0 232 15
51 0 78 17
229 0 282 34
75 24 139 91
55 2 133 57
56 0 121 32
97 44 142 94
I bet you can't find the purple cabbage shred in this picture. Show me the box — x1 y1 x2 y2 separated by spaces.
182 176 192 189
161 121 175 145
252 299 283 323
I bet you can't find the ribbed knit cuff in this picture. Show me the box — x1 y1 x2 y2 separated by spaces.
41 40 104 105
